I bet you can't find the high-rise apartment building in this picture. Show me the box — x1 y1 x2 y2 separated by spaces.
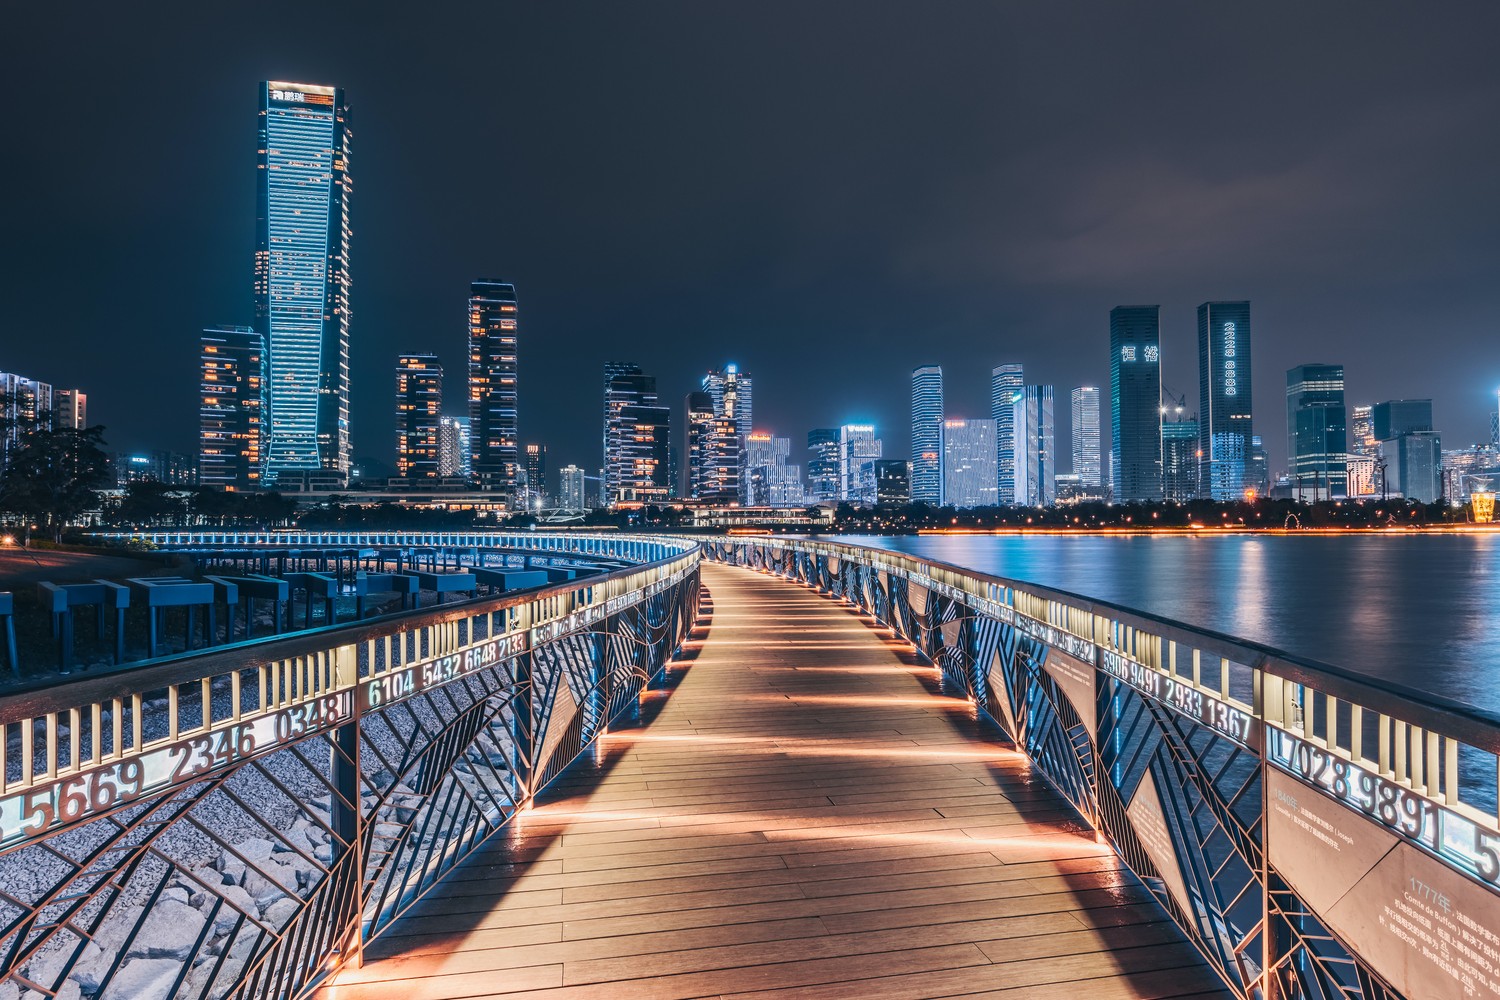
54 390 87 430
468 281 520 494
838 425 882 502
1013 387 1056 507
911 366 944 504
395 354 442 480
256 82 352 484
701 365 753 439
1286 364 1347 500
1197 301 1254 500
1109 307 1163 501
524 444 547 507
604 366 671 504
686 391 740 503
0 372 53 472
1070 386 1102 490
990 364 1024 504
438 416 472 479
806 428 841 502
942 418 998 508
559 465 586 510
198 327 266 491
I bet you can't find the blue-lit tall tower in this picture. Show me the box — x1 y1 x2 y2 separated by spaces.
911 366 944 505
255 82 352 485
1109 306 1163 501
990 364 1024 504
1197 301 1254 500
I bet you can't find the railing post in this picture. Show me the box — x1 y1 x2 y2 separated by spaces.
331 645 363 969
512 646 534 803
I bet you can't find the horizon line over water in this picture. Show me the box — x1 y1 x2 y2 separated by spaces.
837 531 1499 717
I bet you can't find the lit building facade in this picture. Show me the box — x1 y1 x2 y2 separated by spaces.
395 354 442 480
873 459 910 504
911 366 944 504
702 365 753 439
198 327 266 490
1161 416 1199 503
839 424 882 502
744 433 802 506
559 464 586 510
468 281 520 494
1197 301 1254 500
55 390 87 430
1286 364 1347 500
990 364 1024 504
1374 399 1441 502
806 428 841 502
686 391 740 503
0 372 54 472
1109 306 1163 501
1013 386 1056 506
1070 386 1102 490
256 82 352 484
1350 404 1377 457
943 418 998 508
604 367 671 504
438 415 471 479
524 444 547 507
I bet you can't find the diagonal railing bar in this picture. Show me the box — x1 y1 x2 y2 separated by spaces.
703 535 1500 1000
1 532 699 1000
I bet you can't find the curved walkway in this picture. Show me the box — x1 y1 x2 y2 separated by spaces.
321 562 1230 1000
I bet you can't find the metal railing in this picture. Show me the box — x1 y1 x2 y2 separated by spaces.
0 533 701 1000
704 536 1500 1000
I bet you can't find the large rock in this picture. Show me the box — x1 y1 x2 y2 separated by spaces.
98 958 181 1000
129 900 205 961
212 884 259 935
261 896 300 930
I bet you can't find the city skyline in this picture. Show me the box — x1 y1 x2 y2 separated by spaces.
7 5 1500 480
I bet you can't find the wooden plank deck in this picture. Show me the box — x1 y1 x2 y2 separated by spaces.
320 562 1233 1000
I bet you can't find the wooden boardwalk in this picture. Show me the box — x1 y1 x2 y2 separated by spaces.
321 563 1232 1000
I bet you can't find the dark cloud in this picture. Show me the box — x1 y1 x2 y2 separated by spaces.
3 2 1498 475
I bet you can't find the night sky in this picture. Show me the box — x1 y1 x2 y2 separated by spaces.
5 3 1499 478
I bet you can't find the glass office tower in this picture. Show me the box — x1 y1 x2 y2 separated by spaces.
1197 301 1254 500
990 364 1024 504
1109 306 1163 501
806 428 841 503
911 365 944 505
942 418 998 508
256 82 352 484
1070 386 1102 490
1013 386 1056 507
1286 364 1347 500
468 281 520 494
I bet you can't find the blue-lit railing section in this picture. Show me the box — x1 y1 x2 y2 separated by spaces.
0 535 699 1000
704 536 1500 1000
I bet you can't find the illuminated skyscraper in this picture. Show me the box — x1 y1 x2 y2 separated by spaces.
1013 386 1056 506
686 391 740 502
256 82 352 484
990 364 1024 503
523 444 547 506
1197 301 1254 500
395 354 442 480
911 366 944 504
559 465 586 510
1374 399 1441 502
942 418 998 508
1109 306 1163 501
198 327 265 491
839 425 882 502
0 372 52 473
1161 416 1199 503
438 416 471 479
702 365 753 439
806 428 841 502
468 281 520 494
604 366 670 504
1286 364 1347 500
1070 386 1102 490
744 433 801 506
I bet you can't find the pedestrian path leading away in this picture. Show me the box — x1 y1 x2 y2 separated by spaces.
321 562 1232 1000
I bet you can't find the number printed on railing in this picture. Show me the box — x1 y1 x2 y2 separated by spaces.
0 691 354 847
1270 729 1500 889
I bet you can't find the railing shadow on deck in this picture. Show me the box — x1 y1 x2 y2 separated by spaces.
321 589 718 985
